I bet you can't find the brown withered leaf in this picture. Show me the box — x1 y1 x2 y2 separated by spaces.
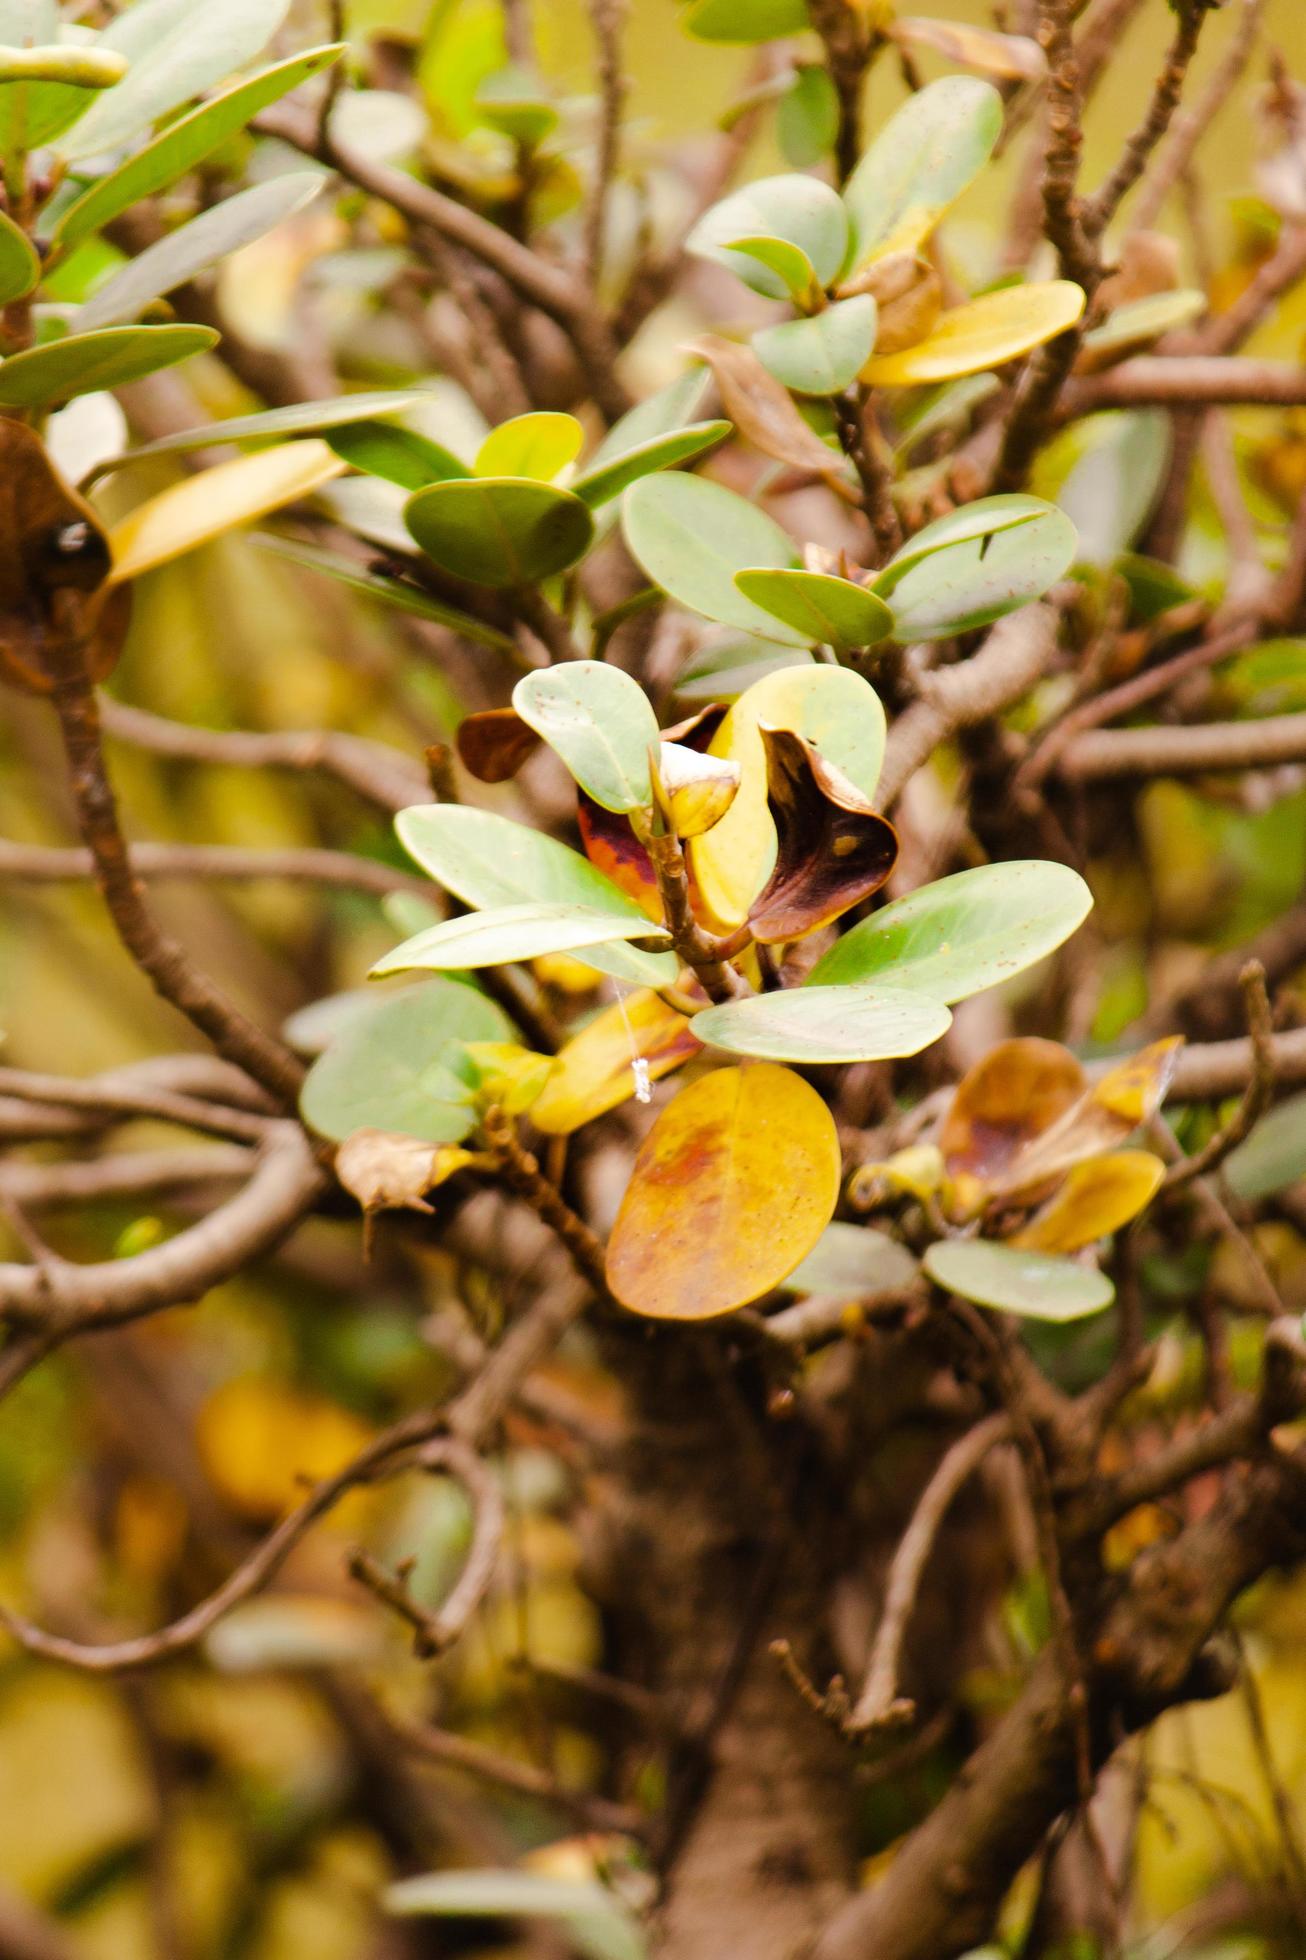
888 17 1046 83
940 1038 1087 1192
336 1128 476 1218
0 417 131 694
662 703 730 750
1096 232 1181 313
837 252 941 353
686 335 853 492
747 724 898 944
456 707 541 783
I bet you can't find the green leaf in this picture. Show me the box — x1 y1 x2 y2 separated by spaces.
571 421 730 509
54 45 345 253
328 420 469 491
675 635 815 701
622 471 805 642
924 1239 1114 1319
253 536 518 655
76 173 324 331
725 233 821 305
1080 289 1205 367
688 174 849 300
476 411 584 482
692 985 951 1062
0 43 126 154
872 494 1077 640
513 664 659 812
1224 1093 1306 1201
586 367 710 473
0 324 217 407
807 861 1093 998
752 295 877 396
474 65 559 145
395 804 677 987
385 1870 644 1960
91 391 429 474
1054 411 1170 568
59 0 294 161
372 901 668 975
842 76 1002 270
405 476 594 586
0 207 38 304
733 568 892 653
778 64 839 167
299 978 511 1144
780 1220 919 1295
682 0 810 42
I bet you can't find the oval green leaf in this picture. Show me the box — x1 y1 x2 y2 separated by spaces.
54 45 345 253
683 0 810 43
843 75 1003 270
475 412 584 482
59 0 294 161
0 324 218 407
872 495 1078 640
395 804 676 987
0 206 39 303
734 567 893 653
405 476 594 587
328 420 469 491
691 984 951 1062
513 663 659 812
924 1238 1114 1320
688 173 848 300
622 471 804 642
752 294 878 396
370 900 668 975
807 861 1093 999
571 420 730 509
76 172 324 331
781 1220 919 1297
299 978 511 1144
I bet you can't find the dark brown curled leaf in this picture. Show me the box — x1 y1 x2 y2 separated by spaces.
0 418 130 694
455 706 542 783
748 724 899 945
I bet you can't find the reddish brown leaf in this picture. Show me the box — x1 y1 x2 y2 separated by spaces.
940 1038 1086 1187
577 792 664 921
746 724 898 944
456 707 542 782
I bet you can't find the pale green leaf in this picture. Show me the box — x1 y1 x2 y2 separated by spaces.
752 294 877 395
372 901 668 975
688 173 848 299
0 323 217 407
513 663 659 812
691 984 951 1062
733 567 892 652
299 979 511 1143
924 1239 1114 1319
622 471 805 641
842 76 1002 269
405 476 594 586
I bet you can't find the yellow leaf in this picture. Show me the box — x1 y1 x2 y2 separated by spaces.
531 990 700 1135
861 280 1086 387
606 1063 841 1319
463 1040 557 1114
196 1377 373 1522
653 740 741 839
1011 1149 1166 1252
107 441 346 583
688 664 886 934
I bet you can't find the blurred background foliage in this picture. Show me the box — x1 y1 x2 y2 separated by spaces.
4 3 1306 1957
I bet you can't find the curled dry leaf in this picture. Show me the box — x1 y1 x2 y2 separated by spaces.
0 418 131 693
888 16 1047 84
837 251 942 353
653 740 742 839
748 725 899 943
456 707 542 783
686 335 853 493
1096 232 1182 314
605 1062 841 1319
531 989 702 1134
336 1128 477 1217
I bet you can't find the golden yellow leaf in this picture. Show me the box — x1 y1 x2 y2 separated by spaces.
107 441 346 583
532 990 701 1135
689 664 886 933
196 1377 373 1522
605 1063 841 1319
1011 1149 1166 1253
861 280 1086 387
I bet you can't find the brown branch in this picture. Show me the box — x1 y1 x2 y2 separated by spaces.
1062 356 1306 414
0 837 435 902
346 1437 504 1657
0 1147 251 1208
45 662 303 1105
1082 1 1211 237
392 1713 643 1835
1161 962 1275 1193
1129 0 1265 232
846 1413 1013 1737
481 1107 609 1294
582 0 627 284
99 697 430 814
0 1065 273 1144
1059 710 1306 782
835 390 903 562
876 604 1059 811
